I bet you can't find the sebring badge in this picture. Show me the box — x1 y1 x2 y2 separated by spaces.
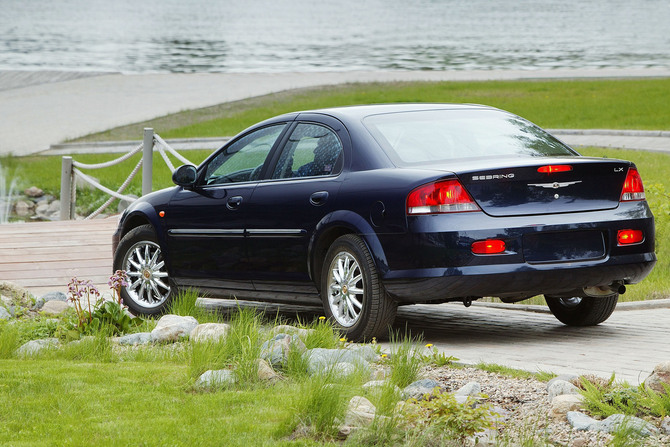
528 180 582 189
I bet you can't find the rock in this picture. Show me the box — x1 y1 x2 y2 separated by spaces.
0 306 11 320
269 324 314 340
455 381 481 397
550 394 584 420
661 416 670 435
347 344 380 363
593 414 658 437
150 314 198 343
306 347 371 375
261 334 307 367
16 338 60 357
332 362 356 377
14 200 34 217
343 396 376 427
195 369 236 388
40 300 70 315
190 323 230 342
24 186 44 197
257 359 280 382
402 379 442 400
644 361 670 394
472 428 497 446
547 374 580 389
114 332 151 346
547 379 580 399
571 436 589 447
362 380 400 393
33 291 68 310
567 411 598 431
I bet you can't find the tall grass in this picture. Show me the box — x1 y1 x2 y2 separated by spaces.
388 330 424 389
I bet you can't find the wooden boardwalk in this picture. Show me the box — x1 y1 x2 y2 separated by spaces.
0 217 118 297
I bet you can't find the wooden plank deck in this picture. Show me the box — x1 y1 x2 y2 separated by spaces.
0 217 118 297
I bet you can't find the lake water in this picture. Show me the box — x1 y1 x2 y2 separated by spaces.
1 0 669 73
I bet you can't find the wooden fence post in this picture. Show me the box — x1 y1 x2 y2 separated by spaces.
59 156 73 220
142 128 154 196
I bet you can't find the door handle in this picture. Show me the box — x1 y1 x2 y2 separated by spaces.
310 191 329 206
227 196 243 210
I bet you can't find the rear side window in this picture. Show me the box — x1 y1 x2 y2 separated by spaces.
363 109 575 166
271 123 343 179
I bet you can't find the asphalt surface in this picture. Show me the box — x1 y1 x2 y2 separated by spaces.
2 68 670 156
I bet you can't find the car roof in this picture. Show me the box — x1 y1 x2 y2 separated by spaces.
300 103 495 120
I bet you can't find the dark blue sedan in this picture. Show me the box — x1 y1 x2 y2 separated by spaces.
112 104 656 341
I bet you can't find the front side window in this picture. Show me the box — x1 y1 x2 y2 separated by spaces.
203 124 286 185
271 123 343 179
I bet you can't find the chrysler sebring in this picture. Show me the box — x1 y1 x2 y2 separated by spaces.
112 104 656 340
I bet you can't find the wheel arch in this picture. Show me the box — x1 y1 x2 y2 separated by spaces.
115 206 164 256
308 210 389 290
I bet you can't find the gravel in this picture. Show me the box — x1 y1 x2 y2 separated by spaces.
423 365 670 446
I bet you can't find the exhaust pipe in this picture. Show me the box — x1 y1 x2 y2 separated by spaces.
583 281 626 297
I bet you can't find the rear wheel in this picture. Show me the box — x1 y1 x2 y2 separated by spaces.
321 234 397 341
545 294 618 326
113 225 172 315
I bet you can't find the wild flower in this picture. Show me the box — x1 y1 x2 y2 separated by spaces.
108 270 129 305
67 277 102 329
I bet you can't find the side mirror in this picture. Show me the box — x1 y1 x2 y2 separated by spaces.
172 164 197 187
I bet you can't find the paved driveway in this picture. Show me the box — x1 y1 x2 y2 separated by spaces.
390 302 670 385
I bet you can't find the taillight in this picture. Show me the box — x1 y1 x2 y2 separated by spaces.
407 179 480 215
620 168 645 202
617 229 644 246
472 239 506 254
537 165 573 174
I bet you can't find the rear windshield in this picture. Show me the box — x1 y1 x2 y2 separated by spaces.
363 108 576 166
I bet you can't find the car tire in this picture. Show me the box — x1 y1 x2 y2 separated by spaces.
113 224 172 315
321 234 397 342
544 294 618 326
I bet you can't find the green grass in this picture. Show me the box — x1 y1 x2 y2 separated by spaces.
72 78 670 142
0 360 331 446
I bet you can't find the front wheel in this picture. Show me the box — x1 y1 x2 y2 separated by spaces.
321 234 397 342
113 225 172 315
545 294 618 326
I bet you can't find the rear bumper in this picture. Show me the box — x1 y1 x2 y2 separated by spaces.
383 253 656 303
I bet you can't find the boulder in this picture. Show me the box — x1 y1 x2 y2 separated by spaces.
567 411 597 431
14 200 34 217
455 381 481 397
16 338 60 357
257 359 280 382
195 369 236 389
644 361 670 394
33 291 68 310
547 374 580 389
343 396 376 427
270 324 314 339
150 314 198 343
550 394 584 420
593 414 658 437
24 186 44 197
547 379 580 399
114 332 152 346
402 379 442 400
0 306 11 320
306 347 371 375
661 417 670 435
40 300 70 315
190 323 230 342
261 333 306 367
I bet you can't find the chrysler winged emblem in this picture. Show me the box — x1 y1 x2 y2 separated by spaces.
527 180 582 189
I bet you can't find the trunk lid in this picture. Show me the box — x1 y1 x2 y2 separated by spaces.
450 157 631 217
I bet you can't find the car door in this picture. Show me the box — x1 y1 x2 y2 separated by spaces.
165 123 289 293
245 118 348 295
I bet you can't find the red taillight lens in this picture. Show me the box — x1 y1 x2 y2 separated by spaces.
620 168 645 202
472 239 506 254
617 229 644 246
407 180 480 215
537 165 573 174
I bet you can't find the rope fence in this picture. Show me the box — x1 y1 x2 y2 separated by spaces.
60 128 194 220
